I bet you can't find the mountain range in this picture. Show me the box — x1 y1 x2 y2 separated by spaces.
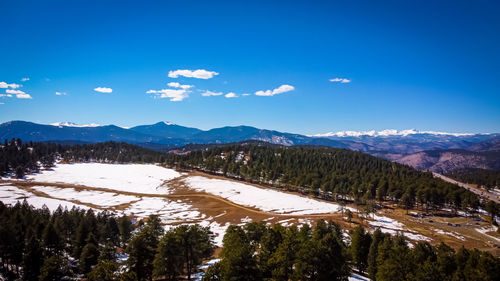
1 120 499 173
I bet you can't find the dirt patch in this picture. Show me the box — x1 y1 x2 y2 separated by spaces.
3 173 500 255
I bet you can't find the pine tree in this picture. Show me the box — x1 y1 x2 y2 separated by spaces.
153 230 184 281
219 226 260 281
268 225 300 281
79 233 100 274
88 260 120 281
485 200 499 224
38 255 66 281
350 225 372 273
367 229 386 280
117 215 133 247
126 224 159 281
41 221 62 255
22 235 44 281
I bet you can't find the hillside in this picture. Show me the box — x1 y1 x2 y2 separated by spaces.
3 121 499 157
2 121 500 176
445 168 500 189
395 149 500 174
165 144 479 211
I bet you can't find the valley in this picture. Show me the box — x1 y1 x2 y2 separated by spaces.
2 163 499 255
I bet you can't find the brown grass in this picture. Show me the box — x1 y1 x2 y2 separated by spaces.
2 172 500 255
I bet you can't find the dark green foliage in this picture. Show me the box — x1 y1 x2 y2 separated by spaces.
22 235 44 280
367 229 388 280
295 220 351 281
445 168 500 190
350 226 372 273
38 255 66 281
117 214 133 247
88 260 120 281
79 233 100 274
153 230 184 280
154 224 214 281
202 262 222 281
219 225 260 281
207 221 500 281
485 200 499 224
212 221 350 281
42 221 63 255
0 201 135 280
0 139 166 178
165 144 479 211
268 225 300 281
126 215 163 281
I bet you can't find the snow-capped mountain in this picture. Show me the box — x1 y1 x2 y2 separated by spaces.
50 122 101 128
1 121 498 166
311 129 477 138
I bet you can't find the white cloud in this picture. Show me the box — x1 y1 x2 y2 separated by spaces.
0 102 4 105
329 78 351 83
21 77 29 82
16 93 32 99
6 89 32 99
225 92 237 98
146 89 189 102
242 93 250 96
6 89 24 94
168 69 219 79
167 82 193 89
0 94 12 98
255 84 295 96
55 92 67 96
94 87 113 93
201 90 223 97
0 82 21 89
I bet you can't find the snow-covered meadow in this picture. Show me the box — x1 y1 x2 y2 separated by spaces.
2 163 470 246
0 184 90 211
31 185 140 208
184 176 347 215
29 163 180 194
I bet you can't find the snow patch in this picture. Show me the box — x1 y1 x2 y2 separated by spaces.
0 185 90 211
50 122 101 127
311 129 475 138
184 176 346 215
31 185 139 208
30 163 180 194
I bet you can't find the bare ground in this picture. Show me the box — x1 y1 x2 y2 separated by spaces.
2 170 500 255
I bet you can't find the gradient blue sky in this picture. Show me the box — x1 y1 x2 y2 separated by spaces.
1 0 499 134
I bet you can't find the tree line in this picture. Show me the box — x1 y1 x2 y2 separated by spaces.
445 168 500 190
0 139 167 178
203 221 500 281
0 201 214 281
1 140 483 214
1 201 499 281
164 145 480 212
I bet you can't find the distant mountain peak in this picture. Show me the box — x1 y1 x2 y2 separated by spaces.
163 121 175 125
50 122 101 128
311 129 477 138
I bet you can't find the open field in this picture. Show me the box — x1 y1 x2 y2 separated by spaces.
2 163 500 254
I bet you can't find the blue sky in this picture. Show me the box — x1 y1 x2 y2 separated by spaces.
1 0 499 134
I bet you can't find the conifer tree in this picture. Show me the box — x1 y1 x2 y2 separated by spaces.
350 225 372 273
79 233 100 274
22 235 44 281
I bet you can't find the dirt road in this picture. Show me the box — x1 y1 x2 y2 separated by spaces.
433 173 500 204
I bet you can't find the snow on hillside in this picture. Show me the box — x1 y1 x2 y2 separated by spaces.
311 129 475 138
0 185 90 211
184 176 349 215
29 163 180 194
50 121 101 127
